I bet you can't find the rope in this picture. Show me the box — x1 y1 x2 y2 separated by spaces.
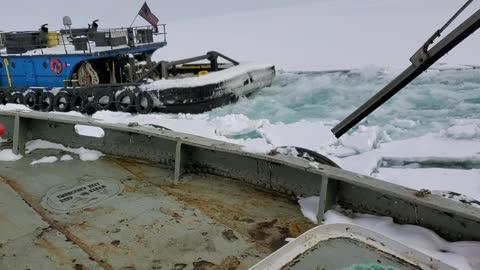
78 62 99 86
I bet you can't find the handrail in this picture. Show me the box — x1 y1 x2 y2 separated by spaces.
0 24 167 56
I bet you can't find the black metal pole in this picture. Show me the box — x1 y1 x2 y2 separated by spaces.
332 8 480 138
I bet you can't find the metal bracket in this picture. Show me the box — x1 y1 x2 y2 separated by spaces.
409 48 430 68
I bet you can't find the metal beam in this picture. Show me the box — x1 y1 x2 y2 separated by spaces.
332 8 480 138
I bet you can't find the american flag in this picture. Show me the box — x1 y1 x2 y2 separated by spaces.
138 2 159 31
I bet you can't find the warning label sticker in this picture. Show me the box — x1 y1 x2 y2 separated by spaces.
41 178 122 212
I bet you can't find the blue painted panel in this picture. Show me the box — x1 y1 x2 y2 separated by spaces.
0 42 165 88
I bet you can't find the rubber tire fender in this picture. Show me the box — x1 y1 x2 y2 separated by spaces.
10 92 24 105
93 91 115 111
115 90 136 113
70 92 88 113
23 92 39 110
53 91 72 112
135 91 154 114
39 92 54 112
0 89 9 105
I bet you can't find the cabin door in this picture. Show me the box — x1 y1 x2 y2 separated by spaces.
21 59 37 87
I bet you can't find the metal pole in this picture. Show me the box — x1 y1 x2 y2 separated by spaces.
129 14 140 28
332 8 480 138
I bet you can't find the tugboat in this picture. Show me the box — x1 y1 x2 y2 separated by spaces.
0 17 275 114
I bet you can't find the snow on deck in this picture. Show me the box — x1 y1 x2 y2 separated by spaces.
298 196 480 270
139 63 274 91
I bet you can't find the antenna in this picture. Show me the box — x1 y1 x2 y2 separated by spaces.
63 16 73 37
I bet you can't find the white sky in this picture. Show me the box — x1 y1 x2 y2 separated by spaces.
1 0 479 69
1 0 316 30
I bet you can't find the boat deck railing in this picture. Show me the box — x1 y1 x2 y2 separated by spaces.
0 24 167 56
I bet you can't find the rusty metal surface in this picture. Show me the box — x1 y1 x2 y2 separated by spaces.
1 110 479 243
0 144 313 270
0 179 48 244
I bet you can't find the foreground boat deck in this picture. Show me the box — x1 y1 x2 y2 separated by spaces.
0 144 313 270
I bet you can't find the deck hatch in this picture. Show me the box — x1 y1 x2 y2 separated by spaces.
41 178 122 212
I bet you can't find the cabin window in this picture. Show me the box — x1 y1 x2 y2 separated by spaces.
43 62 48 69
0 63 3 69
10 62 15 68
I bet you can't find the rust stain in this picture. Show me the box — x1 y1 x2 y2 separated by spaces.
193 256 241 270
2 176 113 270
222 230 238 241
74 264 87 270
110 240 121 246
108 158 146 182
34 237 71 264
159 207 183 222
164 187 315 253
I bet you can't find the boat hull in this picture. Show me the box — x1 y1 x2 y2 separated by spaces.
0 64 275 114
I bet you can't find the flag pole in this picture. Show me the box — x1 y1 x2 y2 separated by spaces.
130 1 146 27
129 13 140 28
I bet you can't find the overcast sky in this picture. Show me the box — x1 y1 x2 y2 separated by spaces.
1 0 317 30
2 0 478 69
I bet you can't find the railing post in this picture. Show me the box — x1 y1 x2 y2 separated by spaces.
12 116 28 155
163 24 166 43
174 142 185 184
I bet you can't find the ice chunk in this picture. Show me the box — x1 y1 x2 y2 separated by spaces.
446 124 479 139
259 120 337 151
340 126 380 153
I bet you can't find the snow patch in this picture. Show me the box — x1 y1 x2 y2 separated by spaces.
31 156 58 165
60 155 74 161
26 140 104 161
374 168 480 202
324 209 480 270
140 63 273 92
0 149 23 161
74 125 105 138
240 139 274 154
298 196 320 224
